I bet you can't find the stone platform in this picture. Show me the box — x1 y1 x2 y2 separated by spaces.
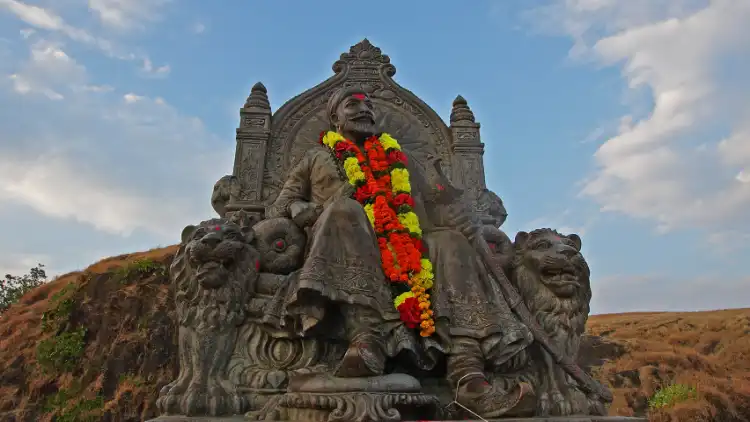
147 416 648 422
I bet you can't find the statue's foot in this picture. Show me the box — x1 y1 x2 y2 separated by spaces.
455 378 535 419
334 335 385 378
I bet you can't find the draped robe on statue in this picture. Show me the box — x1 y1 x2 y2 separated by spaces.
263 144 532 374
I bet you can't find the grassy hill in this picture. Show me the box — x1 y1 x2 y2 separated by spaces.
0 246 748 421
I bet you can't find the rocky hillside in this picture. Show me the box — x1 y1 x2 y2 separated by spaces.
0 246 748 422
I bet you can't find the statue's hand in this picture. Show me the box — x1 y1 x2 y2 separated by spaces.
290 201 320 228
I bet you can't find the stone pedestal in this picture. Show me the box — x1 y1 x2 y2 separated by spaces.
147 416 648 422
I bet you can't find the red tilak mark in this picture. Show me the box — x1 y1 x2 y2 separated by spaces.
255 260 260 271
352 93 366 100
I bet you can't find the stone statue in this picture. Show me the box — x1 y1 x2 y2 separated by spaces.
508 229 607 416
157 218 260 416
149 39 645 422
261 86 536 418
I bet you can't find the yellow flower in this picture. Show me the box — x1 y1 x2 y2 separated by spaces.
322 131 345 149
379 133 401 151
413 271 433 290
413 259 434 289
394 291 414 308
391 168 411 193
420 258 432 273
364 203 375 227
398 211 422 236
343 156 365 183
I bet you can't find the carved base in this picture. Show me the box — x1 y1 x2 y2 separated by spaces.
246 391 441 422
146 415 648 422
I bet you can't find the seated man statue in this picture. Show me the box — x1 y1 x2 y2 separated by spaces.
264 87 534 418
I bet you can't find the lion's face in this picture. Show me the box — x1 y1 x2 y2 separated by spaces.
181 219 258 289
513 229 589 299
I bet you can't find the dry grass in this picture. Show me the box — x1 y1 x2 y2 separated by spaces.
586 309 750 421
0 246 178 422
0 245 748 421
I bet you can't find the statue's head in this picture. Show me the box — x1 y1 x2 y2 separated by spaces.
327 87 377 142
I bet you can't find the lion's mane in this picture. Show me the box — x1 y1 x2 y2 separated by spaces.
511 228 592 357
171 218 259 330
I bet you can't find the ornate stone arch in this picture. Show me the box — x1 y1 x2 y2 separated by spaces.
226 39 490 222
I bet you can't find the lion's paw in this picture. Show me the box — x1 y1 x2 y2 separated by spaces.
158 373 191 398
587 393 608 416
536 391 551 416
551 390 573 416
157 380 246 416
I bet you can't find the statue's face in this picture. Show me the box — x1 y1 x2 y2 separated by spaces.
333 93 377 141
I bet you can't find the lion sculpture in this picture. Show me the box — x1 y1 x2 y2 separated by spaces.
510 228 606 417
211 175 238 218
157 218 260 416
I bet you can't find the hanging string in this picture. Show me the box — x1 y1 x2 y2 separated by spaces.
444 372 488 422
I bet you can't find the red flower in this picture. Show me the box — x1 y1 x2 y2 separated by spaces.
397 297 422 328
354 184 372 202
392 193 414 207
387 150 408 165
334 141 355 155
413 238 426 254
436 184 444 191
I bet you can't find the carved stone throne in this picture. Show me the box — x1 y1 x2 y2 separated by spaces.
155 39 645 422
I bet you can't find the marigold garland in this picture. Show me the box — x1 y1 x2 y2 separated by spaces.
320 130 436 337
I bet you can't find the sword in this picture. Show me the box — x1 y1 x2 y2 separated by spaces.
472 235 614 403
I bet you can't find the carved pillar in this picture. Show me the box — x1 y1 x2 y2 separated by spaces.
227 82 272 220
449 95 486 203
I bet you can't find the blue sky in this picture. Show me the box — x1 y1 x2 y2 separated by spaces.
0 0 748 314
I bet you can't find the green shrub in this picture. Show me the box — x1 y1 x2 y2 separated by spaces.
0 264 47 314
649 383 698 410
36 326 87 373
44 383 104 422
40 282 77 332
115 258 166 282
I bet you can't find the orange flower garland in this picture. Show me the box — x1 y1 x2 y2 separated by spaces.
320 131 436 337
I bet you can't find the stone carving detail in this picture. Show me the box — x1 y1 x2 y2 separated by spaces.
244 82 271 110
156 218 260 416
450 95 475 124
211 175 238 217
236 141 264 202
475 188 508 227
507 228 608 417
151 39 646 422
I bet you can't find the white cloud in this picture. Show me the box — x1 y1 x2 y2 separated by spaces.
530 0 750 237
0 0 169 74
0 40 233 239
139 57 170 77
6 39 85 100
88 0 171 30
